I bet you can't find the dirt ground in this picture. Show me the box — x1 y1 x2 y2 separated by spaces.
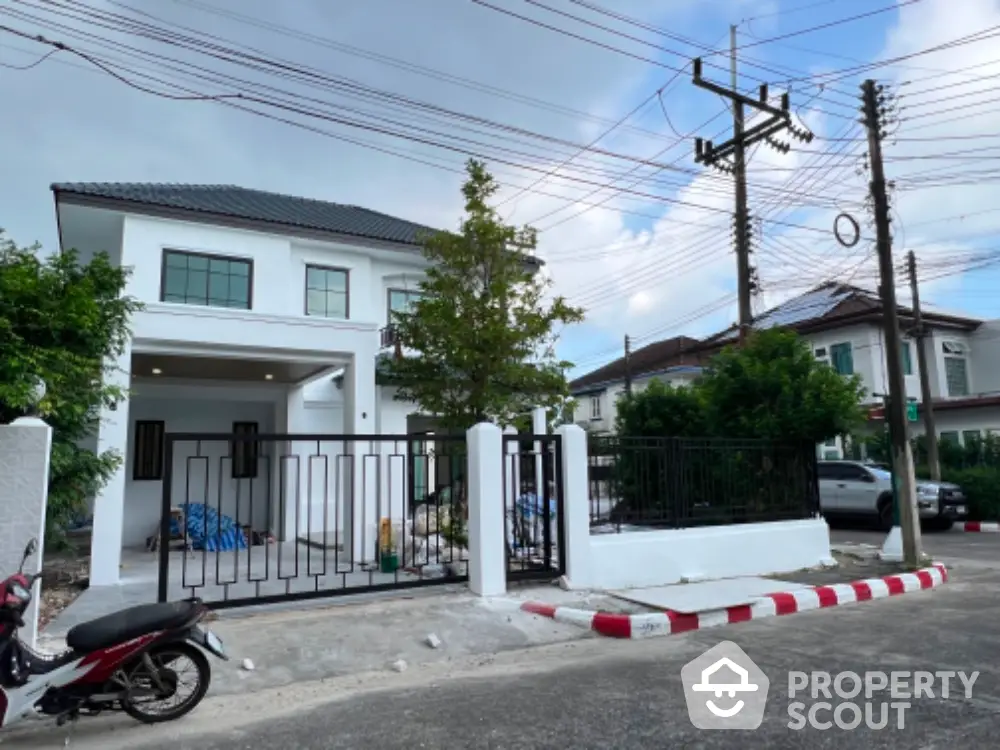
38 554 89 630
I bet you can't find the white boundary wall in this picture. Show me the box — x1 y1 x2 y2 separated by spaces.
463 422 832 597
553 424 832 591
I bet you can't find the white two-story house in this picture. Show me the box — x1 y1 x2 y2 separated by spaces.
702 283 999 458
54 182 535 587
569 336 705 433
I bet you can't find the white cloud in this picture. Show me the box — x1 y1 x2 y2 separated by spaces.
0 0 997 379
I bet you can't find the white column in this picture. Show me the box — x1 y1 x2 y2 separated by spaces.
343 349 378 563
468 422 505 596
503 425 518 552
90 349 131 586
0 417 53 648
555 424 590 589
531 406 547 495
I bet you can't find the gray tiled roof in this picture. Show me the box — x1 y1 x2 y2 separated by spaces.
51 182 442 247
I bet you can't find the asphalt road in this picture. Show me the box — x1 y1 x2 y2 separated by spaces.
27 527 995 750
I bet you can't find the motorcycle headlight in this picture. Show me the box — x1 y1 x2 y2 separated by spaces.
8 582 30 601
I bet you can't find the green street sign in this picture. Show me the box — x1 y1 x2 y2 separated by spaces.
907 400 918 422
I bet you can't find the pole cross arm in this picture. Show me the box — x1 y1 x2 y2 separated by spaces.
692 57 791 119
697 115 790 164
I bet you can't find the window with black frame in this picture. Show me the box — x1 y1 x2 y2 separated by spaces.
305 265 349 319
161 250 252 309
133 421 165 481
232 421 259 479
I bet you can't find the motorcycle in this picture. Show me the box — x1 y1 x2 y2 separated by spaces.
0 537 227 729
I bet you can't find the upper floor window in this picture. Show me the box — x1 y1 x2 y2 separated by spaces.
900 341 913 376
943 340 969 397
590 396 602 420
161 250 251 309
388 288 422 319
305 265 349 319
830 342 854 376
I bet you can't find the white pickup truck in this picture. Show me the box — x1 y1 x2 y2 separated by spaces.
818 460 968 530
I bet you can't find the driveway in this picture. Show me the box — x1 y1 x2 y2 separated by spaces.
16 527 1000 749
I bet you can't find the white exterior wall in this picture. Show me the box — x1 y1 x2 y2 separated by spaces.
573 369 700 433
927 329 974 399
969 322 1000 396
801 324 889 403
908 405 1000 445
120 382 418 548
126 395 277 548
119 214 429 361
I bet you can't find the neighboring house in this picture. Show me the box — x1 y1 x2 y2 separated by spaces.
569 336 705 434
571 282 1000 456
53 182 540 586
701 282 998 458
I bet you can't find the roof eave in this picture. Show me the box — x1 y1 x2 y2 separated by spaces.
51 187 429 253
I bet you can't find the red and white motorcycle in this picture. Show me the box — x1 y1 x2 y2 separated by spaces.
0 538 227 729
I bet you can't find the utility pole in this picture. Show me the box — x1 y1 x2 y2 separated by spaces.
730 25 751 343
862 79 922 568
692 46 812 343
908 250 941 481
623 335 633 395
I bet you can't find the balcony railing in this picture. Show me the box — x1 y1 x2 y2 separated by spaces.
380 325 399 349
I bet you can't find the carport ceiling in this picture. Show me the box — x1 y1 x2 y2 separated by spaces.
131 353 330 383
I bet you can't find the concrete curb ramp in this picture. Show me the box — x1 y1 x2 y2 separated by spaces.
520 564 948 640
954 521 1000 533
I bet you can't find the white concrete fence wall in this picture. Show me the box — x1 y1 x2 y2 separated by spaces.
0 417 53 647
465 421 833 597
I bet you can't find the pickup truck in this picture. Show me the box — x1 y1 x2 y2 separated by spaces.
818 460 968 530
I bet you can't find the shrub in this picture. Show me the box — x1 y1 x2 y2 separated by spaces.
939 466 1000 521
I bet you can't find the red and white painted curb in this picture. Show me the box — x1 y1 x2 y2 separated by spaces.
520 564 949 640
953 521 1000 533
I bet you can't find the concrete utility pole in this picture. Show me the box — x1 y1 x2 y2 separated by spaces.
730 25 751 344
908 250 941 481
623 334 632 395
861 79 922 567
691 38 812 344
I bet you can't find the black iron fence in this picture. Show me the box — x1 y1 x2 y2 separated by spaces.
157 433 469 608
588 435 819 533
502 433 565 582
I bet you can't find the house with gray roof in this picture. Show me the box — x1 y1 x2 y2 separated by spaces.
570 282 1000 455
53 182 528 591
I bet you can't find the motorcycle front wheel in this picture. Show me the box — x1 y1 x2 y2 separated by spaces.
121 642 211 724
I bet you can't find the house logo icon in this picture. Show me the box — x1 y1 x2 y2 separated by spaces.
681 641 770 730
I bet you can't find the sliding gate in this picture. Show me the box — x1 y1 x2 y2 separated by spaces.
156 432 469 609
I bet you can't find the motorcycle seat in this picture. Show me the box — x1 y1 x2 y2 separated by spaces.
66 601 202 653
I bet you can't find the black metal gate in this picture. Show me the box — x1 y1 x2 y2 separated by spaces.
157 432 469 609
502 433 565 583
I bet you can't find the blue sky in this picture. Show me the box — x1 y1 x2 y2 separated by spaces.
0 0 997 380
546 0 1000 377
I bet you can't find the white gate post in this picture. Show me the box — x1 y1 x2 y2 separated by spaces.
503 426 519 553
555 424 590 589
0 416 53 648
467 422 505 596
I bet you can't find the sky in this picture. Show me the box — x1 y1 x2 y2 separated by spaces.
2 0 1000 379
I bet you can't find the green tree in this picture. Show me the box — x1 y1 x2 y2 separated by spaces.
615 379 707 438
384 160 584 431
0 233 142 547
698 328 867 442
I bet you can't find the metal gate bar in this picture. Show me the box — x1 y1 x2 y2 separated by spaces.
502 433 564 583
157 433 468 608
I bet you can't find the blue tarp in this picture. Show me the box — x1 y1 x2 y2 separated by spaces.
171 503 247 552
